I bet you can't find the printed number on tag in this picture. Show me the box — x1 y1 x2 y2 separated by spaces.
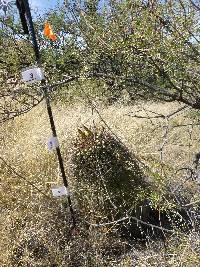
22 67 44 84
47 137 59 151
52 186 69 197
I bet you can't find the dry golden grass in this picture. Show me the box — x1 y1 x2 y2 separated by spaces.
1 100 199 266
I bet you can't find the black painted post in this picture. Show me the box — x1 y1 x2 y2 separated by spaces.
17 0 76 227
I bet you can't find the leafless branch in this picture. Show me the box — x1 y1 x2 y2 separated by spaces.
183 199 200 207
85 215 175 234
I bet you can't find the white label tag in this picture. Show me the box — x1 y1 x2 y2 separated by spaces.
52 186 69 197
47 137 59 151
22 67 44 84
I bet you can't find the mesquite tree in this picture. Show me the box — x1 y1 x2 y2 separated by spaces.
66 0 200 105
0 0 199 123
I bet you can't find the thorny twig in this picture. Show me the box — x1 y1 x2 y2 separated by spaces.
85 216 174 234
0 76 78 123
